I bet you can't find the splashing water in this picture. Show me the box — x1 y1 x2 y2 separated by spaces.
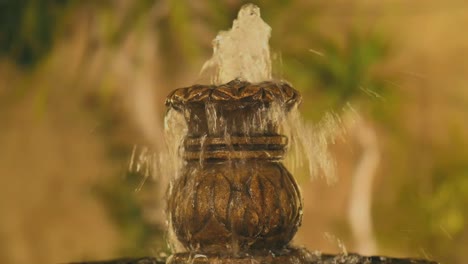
129 108 187 186
199 4 272 84
130 3 342 192
283 108 343 184
201 3 341 183
324 232 349 256
162 108 188 181
128 145 154 191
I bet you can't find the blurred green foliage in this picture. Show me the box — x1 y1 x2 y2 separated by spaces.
283 31 392 120
88 94 168 257
386 135 468 263
0 0 73 67
96 171 167 257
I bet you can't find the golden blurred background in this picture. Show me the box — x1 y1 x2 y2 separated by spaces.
1 1 467 263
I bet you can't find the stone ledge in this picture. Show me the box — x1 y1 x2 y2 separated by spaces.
71 253 439 264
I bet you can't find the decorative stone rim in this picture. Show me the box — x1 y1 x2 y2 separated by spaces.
166 80 301 112
184 149 285 160
184 135 288 147
167 248 313 264
183 135 287 160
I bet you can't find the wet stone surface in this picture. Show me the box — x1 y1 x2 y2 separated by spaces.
71 253 438 264
69 257 165 264
167 250 439 264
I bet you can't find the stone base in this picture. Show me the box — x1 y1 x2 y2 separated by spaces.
70 248 439 264
167 247 312 264
165 248 440 264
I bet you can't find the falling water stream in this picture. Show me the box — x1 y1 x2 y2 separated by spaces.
130 3 341 195
168 3 340 184
127 2 343 255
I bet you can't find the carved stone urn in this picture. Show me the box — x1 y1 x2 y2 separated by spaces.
165 80 310 263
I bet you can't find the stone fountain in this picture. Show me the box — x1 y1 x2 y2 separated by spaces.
73 4 438 264
165 80 305 264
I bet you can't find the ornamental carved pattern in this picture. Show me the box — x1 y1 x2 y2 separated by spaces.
166 80 301 112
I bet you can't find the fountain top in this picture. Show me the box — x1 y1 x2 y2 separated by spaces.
198 3 272 84
166 80 301 112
